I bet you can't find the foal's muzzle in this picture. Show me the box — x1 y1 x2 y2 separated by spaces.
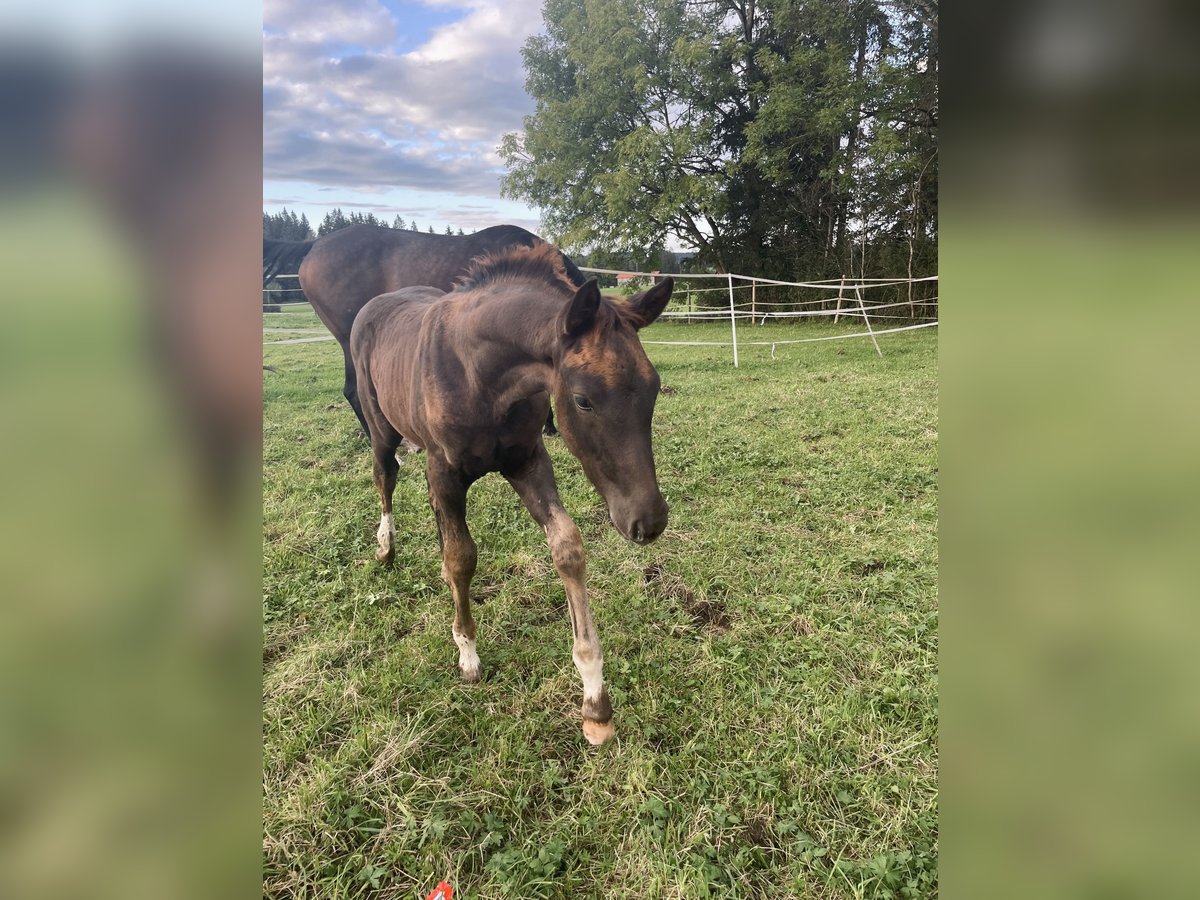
625 498 669 545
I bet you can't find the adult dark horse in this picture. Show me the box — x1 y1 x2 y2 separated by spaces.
290 223 586 435
351 243 673 746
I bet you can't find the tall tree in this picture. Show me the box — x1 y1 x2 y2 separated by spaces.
263 207 315 240
318 208 350 236
501 0 936 290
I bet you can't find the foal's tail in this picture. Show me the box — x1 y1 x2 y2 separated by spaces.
263 237 316 288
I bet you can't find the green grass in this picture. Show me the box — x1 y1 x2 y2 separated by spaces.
263 315 938 899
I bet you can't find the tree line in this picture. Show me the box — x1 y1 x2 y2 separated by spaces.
500 0 937 314
264 208 471 241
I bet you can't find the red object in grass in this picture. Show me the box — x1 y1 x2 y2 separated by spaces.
426 881 452 900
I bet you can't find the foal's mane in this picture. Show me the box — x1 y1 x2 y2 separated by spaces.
454 241 577 294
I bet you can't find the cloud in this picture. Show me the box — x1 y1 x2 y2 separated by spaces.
263 0 544 196
263 127 504 195
263 0 397 47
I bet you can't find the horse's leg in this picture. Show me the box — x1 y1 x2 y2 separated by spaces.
426 458 481 682
371 434 401 563
504 446 613 746
542 404 558 437
341 345 371 437
357 359 402 562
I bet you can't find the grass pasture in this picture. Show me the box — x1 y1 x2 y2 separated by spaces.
263 308 938 899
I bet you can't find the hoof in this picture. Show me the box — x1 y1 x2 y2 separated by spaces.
582 718 614 746
460 664 482 683
375 546 394 564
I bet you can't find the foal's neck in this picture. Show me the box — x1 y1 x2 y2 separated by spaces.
476 283 566 356
461 281 569 393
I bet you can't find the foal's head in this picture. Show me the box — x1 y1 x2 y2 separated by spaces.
554 278 674 545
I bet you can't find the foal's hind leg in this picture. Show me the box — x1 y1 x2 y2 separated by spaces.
426 458 481 682
504 445 613 746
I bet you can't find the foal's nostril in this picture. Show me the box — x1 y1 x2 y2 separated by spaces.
629 516 665 545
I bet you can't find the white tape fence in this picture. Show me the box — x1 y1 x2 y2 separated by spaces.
579 266 938 365
263 266 938 364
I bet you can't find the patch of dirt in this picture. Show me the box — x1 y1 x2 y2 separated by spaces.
643 564 730 634
743 813 783 858
659 384 678 395
856 559 887 576
688 598 731 631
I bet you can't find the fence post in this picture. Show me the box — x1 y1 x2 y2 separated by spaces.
834 277 846 323
728 273 739 368
854 285 883 358
751 281 757 322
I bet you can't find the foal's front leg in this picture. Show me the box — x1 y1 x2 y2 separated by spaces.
505 447 613 746
426 459 481 682
371 439 400 563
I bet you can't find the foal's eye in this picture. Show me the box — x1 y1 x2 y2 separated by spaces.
573 395 593 412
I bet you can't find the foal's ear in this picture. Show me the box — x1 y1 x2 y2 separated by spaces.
562 278 603 339
623 276 674 329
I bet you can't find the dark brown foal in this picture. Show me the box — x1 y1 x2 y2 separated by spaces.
350 244 673 745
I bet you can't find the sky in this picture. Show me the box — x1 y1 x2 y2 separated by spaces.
263 0 547 235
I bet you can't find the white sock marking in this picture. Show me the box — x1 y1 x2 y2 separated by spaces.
377 512 394 553
453 626 480 676
573 650 604 703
